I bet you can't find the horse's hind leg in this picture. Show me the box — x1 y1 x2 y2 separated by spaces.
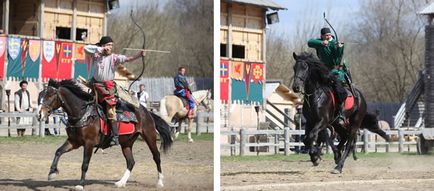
187 118 194 143
75 143 94 190
140 133 164 187
48 140 77 181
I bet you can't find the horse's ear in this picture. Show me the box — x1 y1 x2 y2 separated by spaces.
293 52 298 60
48 79 59 88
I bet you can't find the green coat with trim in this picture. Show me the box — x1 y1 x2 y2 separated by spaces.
307 37 346 82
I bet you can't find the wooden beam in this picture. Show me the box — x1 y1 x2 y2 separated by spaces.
3 0 9 34
39 0 45 37
72 0 77 41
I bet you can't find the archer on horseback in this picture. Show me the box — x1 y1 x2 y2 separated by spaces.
174 66 195 118
308 27 349 125
84 36 146 145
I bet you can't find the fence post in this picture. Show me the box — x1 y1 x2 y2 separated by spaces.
230 129 236 156
363 129 368 153
196 112 201 136
240 129 246 156
398 128 404 153
274 133 278 154
39 118 45 137
386 131 390 152
284 127 290 156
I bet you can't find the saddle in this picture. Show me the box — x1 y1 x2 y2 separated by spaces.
330 88 356 112
97 100 138 136
174 94 190 109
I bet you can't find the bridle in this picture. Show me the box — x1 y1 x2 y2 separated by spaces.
41 87 65 115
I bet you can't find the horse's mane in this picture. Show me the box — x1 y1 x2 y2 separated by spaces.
48 79 93 101
297 52 334 84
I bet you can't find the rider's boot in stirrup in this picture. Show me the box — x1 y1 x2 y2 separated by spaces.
110 120 119 145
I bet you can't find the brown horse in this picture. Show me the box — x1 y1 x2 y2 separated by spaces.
38 80 173 190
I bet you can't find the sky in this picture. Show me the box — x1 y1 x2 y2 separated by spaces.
267 0 361 35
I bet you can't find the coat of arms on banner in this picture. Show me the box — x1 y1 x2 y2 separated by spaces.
43 41 55 62
29 40 41 62
8 37 21 60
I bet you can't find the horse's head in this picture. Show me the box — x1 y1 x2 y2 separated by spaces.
193 90 213 112
38 85 63 122
292 52 312 93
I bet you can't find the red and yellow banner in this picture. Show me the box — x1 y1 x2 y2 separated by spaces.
220 59 229 102
57 42 73 79
231 61 244 80
251 63 264 83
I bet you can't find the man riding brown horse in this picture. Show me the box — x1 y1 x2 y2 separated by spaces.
84 36 145 145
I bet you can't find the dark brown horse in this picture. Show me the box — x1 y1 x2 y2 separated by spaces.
38 80 173 190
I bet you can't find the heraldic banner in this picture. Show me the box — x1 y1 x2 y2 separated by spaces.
57 42 73 79
220 59 229 103
7 37 22 80
41 40 58 81
74 43 93 79
23 39 41 80
0 37 6 80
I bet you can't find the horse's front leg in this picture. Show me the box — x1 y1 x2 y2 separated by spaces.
48 140 77 180
75 143 94 190
116 143 135 188
187 118 194 143
307 119 327 166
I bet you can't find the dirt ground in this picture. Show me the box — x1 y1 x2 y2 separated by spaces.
0 139 213 191
221 154 434 191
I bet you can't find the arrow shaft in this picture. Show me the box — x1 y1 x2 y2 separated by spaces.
123 48 171 54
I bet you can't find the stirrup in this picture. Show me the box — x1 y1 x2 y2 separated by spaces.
111 137 119 146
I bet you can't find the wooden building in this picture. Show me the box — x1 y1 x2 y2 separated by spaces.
0 0 109 43
220 0 285 131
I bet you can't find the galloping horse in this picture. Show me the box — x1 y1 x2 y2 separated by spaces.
38 80 173 190
159 90 212 143
292 52 371 173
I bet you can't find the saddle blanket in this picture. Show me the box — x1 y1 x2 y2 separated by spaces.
100 119 135 135
329 90 354 111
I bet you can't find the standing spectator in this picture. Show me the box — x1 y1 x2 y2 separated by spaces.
37 83 52 135
137 84 149 108
15 80 31 137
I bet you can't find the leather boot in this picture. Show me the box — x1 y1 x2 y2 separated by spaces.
338 103 347 126
110 120 119 145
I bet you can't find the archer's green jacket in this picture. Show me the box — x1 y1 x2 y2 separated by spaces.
307 37 345 69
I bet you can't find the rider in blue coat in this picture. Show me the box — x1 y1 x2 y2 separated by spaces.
174 67 195 118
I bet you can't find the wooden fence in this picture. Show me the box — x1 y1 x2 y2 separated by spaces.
221 128 421 156
0 111 66 137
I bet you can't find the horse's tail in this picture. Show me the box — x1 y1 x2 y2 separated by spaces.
150 112 173 153
361 112 391 142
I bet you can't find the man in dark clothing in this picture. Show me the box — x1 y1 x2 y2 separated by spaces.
174 67 195 118
38 83 51 135
15 80 31 137
308 27 348 125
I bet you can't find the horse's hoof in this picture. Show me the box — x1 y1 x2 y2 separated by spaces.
312 161 319 166
157 180 164 188
48 172 58 181
188 139 194 143
115 181 126 188
74 185 84 191
331 169 341 174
